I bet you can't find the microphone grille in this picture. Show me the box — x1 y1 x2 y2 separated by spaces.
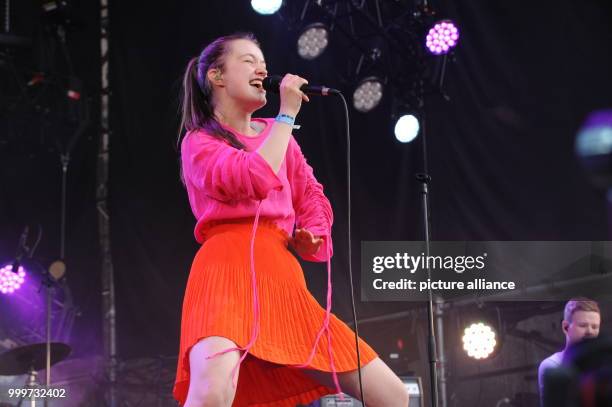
262 75 282 93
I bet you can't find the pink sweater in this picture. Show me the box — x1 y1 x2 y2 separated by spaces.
181 117 333 262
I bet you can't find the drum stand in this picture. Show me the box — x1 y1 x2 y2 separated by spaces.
16 367 40 407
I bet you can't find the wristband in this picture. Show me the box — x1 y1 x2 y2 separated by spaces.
275 113 295 126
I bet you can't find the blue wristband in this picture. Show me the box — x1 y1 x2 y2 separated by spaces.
275 113 295 126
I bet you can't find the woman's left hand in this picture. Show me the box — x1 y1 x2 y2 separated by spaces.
290 228 323 257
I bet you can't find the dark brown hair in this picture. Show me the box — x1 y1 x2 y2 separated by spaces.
177 32 261 151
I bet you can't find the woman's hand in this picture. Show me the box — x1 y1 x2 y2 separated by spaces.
278 74 310 118
257 73 308 174
290 228 323 257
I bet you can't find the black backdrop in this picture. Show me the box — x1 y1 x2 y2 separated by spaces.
1 0 611 363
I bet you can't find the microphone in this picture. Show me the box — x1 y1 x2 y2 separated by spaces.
262 75 340 96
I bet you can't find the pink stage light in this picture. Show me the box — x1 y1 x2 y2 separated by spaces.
0 264 26 294
426 20 459 55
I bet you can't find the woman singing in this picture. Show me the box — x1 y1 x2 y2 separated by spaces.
173 32 408 407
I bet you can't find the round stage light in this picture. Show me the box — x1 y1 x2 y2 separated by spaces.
353 77 384 113
394 114 420 143
0 264 26 294
297 24 329 60
251 0 282 15
426 20 459 55
462 322 497 360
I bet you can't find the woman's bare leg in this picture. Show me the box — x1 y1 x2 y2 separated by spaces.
303 357 409 407
183 336 241 407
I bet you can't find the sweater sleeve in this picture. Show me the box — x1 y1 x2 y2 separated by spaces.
182 130 283 202
288 137 334 262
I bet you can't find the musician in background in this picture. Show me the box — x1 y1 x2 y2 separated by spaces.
538 297 601 405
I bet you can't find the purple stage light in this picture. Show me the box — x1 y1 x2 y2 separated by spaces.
0 264 26 294
426 20 459 55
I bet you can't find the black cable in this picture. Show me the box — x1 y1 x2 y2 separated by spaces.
335 92 366 405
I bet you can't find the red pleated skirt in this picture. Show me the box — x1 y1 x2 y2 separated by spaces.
173 219 377 406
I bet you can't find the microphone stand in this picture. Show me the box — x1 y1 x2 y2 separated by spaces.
41 151 71 407
415 74 440 407
416 169 439 407
413 40 453 405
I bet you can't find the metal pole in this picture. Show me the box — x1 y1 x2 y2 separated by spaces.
44 285 52 407
417 173 439 407
416 97 440 407
98 0 117 405
435 297 447 407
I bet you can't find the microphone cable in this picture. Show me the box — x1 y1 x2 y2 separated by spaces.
266 77 367 403
334 92 366 406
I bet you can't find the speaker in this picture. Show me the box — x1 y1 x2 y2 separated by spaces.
307 376 422 407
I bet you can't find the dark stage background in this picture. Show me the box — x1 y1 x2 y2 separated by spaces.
1 0 612 405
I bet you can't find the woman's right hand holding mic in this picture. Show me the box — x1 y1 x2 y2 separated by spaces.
257 73 309 173
278 74 310 118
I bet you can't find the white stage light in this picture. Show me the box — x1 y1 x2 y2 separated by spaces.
353 77 384 113
297 23 329 60
462 322 498 360
394 114 420 143
251 0 282 15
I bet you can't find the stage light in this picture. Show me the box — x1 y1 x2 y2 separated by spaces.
251 0 282 15
394 114 420 143
462 322 497 360
575 109 612 190
297 23 329 60
0 264 26 294
353 77 384 113
426 20 459 55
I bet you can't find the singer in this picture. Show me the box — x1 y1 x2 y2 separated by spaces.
173 33 408 407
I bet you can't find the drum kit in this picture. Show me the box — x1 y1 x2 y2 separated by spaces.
0 342 71 406
0 224 74 407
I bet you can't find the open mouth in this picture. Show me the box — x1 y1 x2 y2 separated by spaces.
249 80 264 90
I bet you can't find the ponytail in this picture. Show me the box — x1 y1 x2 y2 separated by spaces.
177 33 261 152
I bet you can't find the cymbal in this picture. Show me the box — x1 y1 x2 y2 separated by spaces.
0 343 71 376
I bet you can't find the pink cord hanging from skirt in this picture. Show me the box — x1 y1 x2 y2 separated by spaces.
204 201 263 387
295 235 343 398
